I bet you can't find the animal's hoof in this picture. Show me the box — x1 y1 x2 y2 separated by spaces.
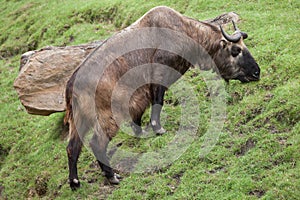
69 178 80 190
108 173 121 184
155 127 166 135
114 173 122 179
131 123 143 135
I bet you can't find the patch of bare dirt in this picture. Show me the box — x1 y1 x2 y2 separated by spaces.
27 172 50 198
235 138 256 157
249 189 265 198
168 170 184 195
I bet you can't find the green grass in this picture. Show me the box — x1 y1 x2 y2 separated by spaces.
1 0 299 199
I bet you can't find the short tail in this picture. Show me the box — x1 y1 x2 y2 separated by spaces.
64 108 71 125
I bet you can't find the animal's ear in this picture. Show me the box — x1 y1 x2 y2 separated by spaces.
220 39 227 49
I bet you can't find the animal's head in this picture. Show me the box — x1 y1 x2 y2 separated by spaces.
213 21 260 83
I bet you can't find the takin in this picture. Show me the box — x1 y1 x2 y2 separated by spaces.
64 6 260 190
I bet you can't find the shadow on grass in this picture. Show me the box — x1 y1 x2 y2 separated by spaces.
50 113 69 141
0 144 10 167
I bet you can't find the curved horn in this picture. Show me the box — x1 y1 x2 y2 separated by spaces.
232 20 248 39
232 20 239 31
219 24 242 43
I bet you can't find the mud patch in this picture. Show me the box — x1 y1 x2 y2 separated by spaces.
172 170 184 181
35 173 50 197
235 138 256 157
27 172 50 198
249 189 265 198
0 144 10 166
207 166 225 174
168 170 184 194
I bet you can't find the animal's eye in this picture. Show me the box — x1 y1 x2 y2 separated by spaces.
231 46 242 57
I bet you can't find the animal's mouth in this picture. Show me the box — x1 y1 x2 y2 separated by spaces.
236 73 260 83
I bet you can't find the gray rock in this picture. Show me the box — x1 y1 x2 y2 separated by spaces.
14 42 101 115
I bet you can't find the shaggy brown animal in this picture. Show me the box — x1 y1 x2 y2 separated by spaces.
65 6 260 190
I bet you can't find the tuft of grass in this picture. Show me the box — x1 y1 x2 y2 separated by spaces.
1 0 299 199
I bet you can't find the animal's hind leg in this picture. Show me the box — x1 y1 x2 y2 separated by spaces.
66 121 83 190
90 132 121 184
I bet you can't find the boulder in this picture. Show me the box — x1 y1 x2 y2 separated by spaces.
14 12 240 116
14 42 102 115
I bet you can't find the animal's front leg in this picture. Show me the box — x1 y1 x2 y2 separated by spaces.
151 85 166 135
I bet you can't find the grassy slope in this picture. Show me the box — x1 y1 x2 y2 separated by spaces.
0 0 299 199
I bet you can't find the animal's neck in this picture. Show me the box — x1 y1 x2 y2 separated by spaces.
183 18 220 57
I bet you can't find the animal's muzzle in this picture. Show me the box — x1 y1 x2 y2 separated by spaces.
236 69 260 83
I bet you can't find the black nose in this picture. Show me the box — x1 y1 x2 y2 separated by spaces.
252 71 260 79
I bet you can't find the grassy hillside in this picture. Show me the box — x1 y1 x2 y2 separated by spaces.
0 0 299 199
